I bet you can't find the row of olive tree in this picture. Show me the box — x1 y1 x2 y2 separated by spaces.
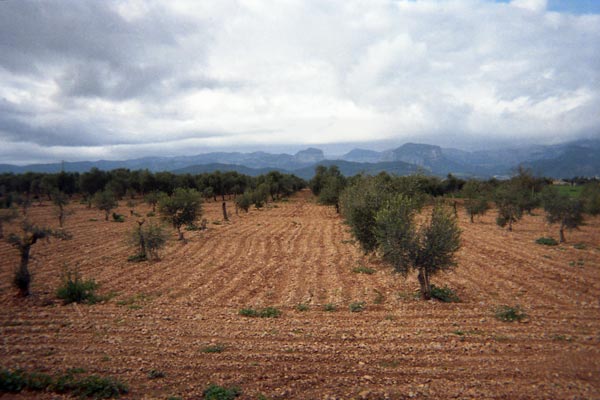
0 169 305 207
460 168 598 242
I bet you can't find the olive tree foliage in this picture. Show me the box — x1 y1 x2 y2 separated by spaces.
94 190 118 221
129 219 167 261
494 182 526 231
310 166 347 213
461 180 490 223
339 176 392 253
339 174 428 253
375 197 461 300
581 182 600 216
7 221 71 296
158 188 202 240
235 191 253 213
541 186 584 243
144 190 162 212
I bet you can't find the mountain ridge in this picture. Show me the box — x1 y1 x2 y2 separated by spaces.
1 139 598 178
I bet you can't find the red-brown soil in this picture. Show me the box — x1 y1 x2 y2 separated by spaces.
1 190 599 399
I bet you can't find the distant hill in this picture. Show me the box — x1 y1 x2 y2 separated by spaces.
1 139 599 178
340 148 382 163
172 163 282 176
291 160 419 180
380 143 478 176
524 142 600 178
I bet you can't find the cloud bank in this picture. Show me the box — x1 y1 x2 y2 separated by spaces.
0 0 599 163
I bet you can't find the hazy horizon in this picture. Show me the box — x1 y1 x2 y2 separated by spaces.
1 0 599 165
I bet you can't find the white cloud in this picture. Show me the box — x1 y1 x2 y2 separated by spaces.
0 0 599 163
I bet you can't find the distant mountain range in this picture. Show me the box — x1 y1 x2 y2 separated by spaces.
1 139 599 179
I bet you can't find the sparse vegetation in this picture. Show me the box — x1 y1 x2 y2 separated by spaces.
352 265 375 274
0 368 128 398
202 384 241 400
239 307 281 318
495 305 527 322
323 303 336 312
536 237 559 246
112 212 125 223
349 301 366 312
202 344 226 353
295 303 310 312
56 266 99 304
430 285 460 303
147 370 165 379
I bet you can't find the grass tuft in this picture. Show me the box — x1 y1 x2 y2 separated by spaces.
536 237 558 246
349 301 366 312
430 285 460 303
239 307 281 318
203 384 241 400
495 305 527 322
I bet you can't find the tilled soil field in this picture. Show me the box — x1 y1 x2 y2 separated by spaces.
1 190 599 399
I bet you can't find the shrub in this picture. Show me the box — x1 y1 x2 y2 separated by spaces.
239 307 281 318
536 237 558 246
495 305 527 322
430 285 460 303
295 303 309 312
0 369 127 398
71 375 128 398
0 369 27 392
349 301 366 312
323 303 336 312
56 267 99 304
203 384 241 400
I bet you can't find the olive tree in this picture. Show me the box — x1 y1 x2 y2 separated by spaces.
375 196 461 300
461 180 489 223
7 221 71 296
144 190 162 213
129 219 167 261
339 176 390 253
158 188 202 240
494 183 526 231
94 190 118 221
52 190 71 227
541 186 584 243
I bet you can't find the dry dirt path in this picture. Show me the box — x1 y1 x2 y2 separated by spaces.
1 190 599 399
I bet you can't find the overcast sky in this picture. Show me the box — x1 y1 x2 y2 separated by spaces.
1 0 599 164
